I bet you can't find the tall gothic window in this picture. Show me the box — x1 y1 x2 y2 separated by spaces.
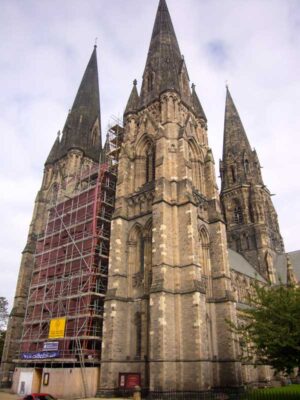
244 159 249 174
50 183 59 205
135 312 142 358
188 139 204 194
234 203 243 224
199 225 212 297
231 165 236 183
128 225 143 277
146 143 155 183
91 127 98 146
147 71 154 92
140 236 145 273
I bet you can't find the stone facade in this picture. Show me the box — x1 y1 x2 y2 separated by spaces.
2 0 297 396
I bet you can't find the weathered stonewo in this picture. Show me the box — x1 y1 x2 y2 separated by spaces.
99 0 242 394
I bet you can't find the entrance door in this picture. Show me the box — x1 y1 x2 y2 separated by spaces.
18 371 33 395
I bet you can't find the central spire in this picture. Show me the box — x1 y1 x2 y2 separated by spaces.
139 0 185 106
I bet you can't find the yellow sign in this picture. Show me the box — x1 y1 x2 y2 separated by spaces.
49 318 66 339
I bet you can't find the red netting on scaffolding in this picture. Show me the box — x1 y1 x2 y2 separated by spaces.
18 162 116 364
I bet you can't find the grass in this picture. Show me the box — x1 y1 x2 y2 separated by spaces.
243 384 300 399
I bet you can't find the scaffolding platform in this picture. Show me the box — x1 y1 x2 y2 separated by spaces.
17 162 117 365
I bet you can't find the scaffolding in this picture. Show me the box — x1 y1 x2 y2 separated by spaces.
106 122 124 168
17 121 124 367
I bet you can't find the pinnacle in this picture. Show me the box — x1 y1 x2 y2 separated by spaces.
124 80 140 116
191 84 207 122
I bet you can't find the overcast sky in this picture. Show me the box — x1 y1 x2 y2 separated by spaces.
1 0 300 310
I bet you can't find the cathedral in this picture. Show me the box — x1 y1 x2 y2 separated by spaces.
1 0 299 398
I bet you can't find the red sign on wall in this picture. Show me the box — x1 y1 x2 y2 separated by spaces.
119 373 141 389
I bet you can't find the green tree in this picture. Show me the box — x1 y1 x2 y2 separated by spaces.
232 283 300 375
0 297 8 362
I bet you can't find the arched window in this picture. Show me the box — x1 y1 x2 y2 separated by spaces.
91 127 98 146
199 225 212 297
128 224 143 277
140 236 145 273
147 71 154 92
50 183 59 205
244 159 249 174
231 165 236 183
145 142 155 183
188 139 204 193
143 219 153 292
234 202 243 224
199 226 210 276
135 312 142 358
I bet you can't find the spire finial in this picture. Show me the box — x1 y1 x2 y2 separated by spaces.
133 79 137 86
225 80 229 90
94 37 98 48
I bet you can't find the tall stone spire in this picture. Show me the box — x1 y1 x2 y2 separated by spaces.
223 86 252 160
221 87 263 190
139 0 190 107
58 46 102 162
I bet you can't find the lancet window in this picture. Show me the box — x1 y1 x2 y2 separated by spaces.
145 143 155 183
233 199 243 224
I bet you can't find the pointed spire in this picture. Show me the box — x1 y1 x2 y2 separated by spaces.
221 87 264 190
139 0 184 106
124 80 140 116
45 131 61 165
59 46 102 162
223 87 252 160
191 84 206 122
223 86 252 160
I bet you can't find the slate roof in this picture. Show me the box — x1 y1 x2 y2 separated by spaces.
228 248 267 283
229 247 300 286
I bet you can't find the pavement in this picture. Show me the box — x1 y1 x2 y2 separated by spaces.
0 391 130 400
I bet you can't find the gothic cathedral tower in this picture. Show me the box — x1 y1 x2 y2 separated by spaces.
220 88 284 280
1 47 102 380
100 0 241 394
